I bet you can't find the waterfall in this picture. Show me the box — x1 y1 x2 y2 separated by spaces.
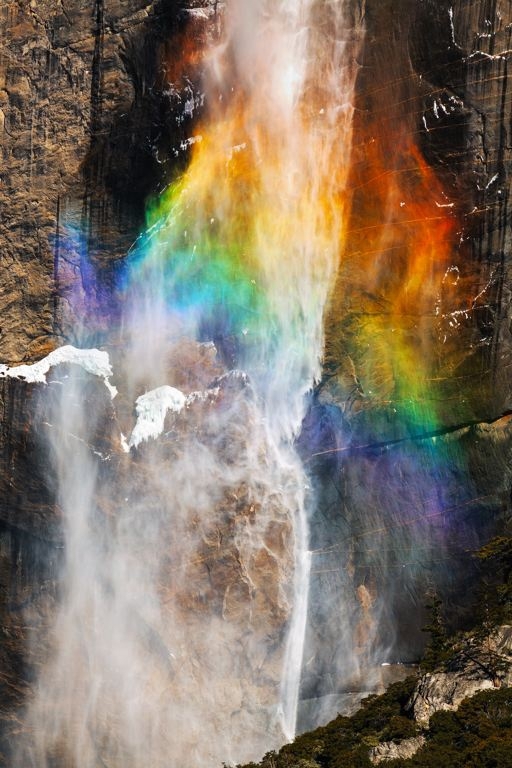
123 0 364 739
8 2 364 765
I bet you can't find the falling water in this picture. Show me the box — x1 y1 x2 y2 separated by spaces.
123 0 363 739
8 1 364 765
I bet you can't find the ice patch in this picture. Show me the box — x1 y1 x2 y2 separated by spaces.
0 345 117 398
128 386 187 449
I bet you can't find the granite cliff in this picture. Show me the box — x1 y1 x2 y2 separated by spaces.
1 0 512 765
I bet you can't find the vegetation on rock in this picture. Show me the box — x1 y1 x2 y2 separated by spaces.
236 536 512 768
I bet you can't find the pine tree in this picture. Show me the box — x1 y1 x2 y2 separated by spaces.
421 590 451 672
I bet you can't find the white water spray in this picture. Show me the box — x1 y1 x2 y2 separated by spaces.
10 2 364 765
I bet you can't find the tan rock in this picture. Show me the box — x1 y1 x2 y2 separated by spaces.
370 736 426 764
411 626 512 728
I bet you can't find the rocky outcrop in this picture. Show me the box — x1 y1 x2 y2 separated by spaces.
411 625 512 727
370 735 426 764
366 626 512 763
411 671 497 729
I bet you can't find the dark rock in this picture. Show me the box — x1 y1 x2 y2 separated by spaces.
302 0 512 708
0 0 217 362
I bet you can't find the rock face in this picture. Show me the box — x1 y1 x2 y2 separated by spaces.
300 0 512 703
0 346 295 766
370 736 426 765
1 0 512 759
0 0 214 362
411 625 512 727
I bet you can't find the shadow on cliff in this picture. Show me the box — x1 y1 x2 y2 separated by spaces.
74 0 217 344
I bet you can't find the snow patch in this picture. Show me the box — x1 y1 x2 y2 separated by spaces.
185 388 220 405
0 345 117 398
228 142 247 160
126 369 251 451
448 6 456 45
183 6 217 20
486 172 499 189
180 135 203 151
468 50 506 60
128 386 186 450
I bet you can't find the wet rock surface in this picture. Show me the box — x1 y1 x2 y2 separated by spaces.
0 345 294 765
1 0 512 757
302 0 512 704
324 0 512 435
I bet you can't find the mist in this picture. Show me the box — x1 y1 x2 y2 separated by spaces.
8 1 365 766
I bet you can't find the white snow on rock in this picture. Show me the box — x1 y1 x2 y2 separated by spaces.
0 345 117 398
128 385 187 449
126 369 252 451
